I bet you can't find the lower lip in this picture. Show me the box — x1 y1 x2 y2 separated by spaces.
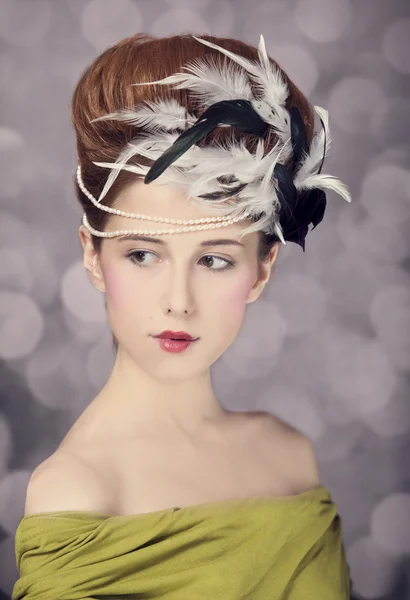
155 337 198 353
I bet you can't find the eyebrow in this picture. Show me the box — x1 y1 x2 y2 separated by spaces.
115 234 245 248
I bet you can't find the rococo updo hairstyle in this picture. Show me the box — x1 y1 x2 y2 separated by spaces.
71 32 316 266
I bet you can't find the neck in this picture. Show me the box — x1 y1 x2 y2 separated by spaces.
84 344 228 441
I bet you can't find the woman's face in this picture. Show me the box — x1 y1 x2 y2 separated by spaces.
81 179 278 382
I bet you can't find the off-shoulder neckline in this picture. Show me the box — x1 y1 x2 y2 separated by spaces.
19 485 331 523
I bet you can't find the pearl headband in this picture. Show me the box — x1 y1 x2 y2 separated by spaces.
77 165 252 238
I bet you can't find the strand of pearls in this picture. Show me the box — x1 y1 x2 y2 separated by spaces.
77 165 250 236
82 212 248 237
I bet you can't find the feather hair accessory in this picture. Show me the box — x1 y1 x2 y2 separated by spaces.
87 34 352 250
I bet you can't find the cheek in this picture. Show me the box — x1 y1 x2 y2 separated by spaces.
102 265 126 307
217 275 254 314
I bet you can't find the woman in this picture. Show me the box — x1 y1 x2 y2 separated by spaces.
12 32 352 599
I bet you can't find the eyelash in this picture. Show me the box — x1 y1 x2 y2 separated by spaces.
126 250 235 272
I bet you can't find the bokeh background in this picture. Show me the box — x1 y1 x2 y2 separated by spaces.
0 0 409 598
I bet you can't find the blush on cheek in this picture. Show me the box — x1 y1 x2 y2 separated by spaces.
102 265 123 306
221 276 255 313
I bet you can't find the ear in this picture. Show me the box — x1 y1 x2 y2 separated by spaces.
78 225 106 293
246 243 280 304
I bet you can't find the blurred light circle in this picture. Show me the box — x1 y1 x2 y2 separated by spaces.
26 343 63 380
371 493 410 555
209 1 235 35
64 174 85 214
371 97 410 146
164 0 210 7
0 0 51 47
328 76 387 135
355 50 399 86
2 62 72 154
60 340 94 387
327 250 408 319
87 332 116 389
81 0 143 51
270 273 328 336
323 328 397 415
62 308 108 342
360 165 410 226
257 0 288 17
347 535 399 599
382 18 410 74
26 355 82 411
265 44 319 96
294 0 350 43
0 128 29 199
0 292 43 359
0 213 59 304
0 226 59 306
315 422 363 462
262 384 324 440
28 346 87 413
0 414 12 472
370 285 410 373
24 230 60 306
320 399 357 426
0 470 30 527
0 211 30 244
0 54 14 97
371 147 409 171
0 469 32 534
152 8 208 36
267 332 331 402
337 211 409 265
25 340 89 400
364 376 410 438
60 260 107 323
0 248 32 293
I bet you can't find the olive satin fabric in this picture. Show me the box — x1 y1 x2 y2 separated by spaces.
12 485 351 599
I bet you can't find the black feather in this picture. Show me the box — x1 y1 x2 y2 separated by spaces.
273 163 297 207
197 182 247 200
280 188 327 252
316 115 327 175
289 106 309 170
144 100 268 184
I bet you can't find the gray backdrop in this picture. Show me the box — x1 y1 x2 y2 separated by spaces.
0 0 409 598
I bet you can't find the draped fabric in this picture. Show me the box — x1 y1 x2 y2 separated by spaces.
12 485 351 599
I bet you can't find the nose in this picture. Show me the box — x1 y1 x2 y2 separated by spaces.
161 265 195 316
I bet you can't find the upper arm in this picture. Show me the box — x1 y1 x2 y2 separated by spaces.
24 452 112 517
290 431 322 492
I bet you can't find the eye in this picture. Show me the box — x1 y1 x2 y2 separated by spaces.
199 255 234 271
126 250 235 272
127 250 157 266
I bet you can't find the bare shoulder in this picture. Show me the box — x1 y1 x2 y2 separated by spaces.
257 411 322 494
23 449 114 517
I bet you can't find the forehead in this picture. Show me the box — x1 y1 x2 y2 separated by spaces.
109 178 254 243
116 179 216 221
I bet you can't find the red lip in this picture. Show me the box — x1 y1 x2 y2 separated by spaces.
155 330 198 341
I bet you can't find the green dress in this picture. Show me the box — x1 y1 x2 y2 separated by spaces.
12 485 351 599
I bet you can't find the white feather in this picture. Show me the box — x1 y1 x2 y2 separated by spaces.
293 106 331 185
255 35 289 107
193 36 289 115
295 173 352 203
169 55 254 108
90 99 197 132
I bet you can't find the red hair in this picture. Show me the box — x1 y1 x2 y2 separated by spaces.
71 32 315 259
